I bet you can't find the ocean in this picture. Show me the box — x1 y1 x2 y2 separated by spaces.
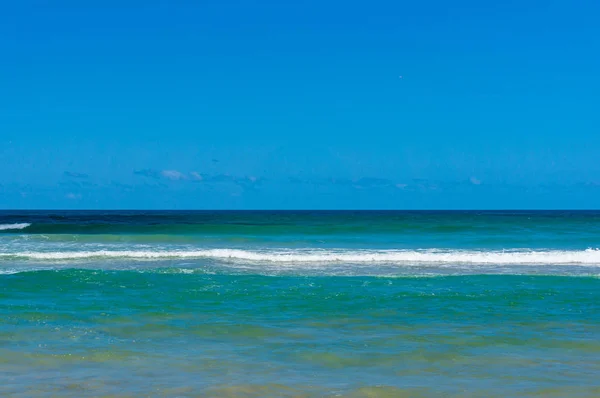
1 211 599 397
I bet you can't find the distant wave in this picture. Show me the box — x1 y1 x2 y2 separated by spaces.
0 223 31 231
2 248 600 264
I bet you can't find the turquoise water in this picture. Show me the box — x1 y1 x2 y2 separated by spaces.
1 211 600 397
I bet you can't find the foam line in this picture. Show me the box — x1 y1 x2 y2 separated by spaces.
1 248 600 264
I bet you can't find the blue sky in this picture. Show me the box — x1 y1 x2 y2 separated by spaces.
1 0 599 209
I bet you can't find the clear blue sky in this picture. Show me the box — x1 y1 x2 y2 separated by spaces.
1 0 599 209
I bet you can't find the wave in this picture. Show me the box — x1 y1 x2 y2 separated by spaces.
0 223 31 231
2 248 600 264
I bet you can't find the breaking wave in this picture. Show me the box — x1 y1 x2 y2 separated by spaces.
0 223 31 231
2 248 600 264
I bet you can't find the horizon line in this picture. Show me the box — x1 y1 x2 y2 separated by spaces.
2 209 600 212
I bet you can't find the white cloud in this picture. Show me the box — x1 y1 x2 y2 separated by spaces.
65 193 82 200
470 176 482 185
161 170 185 180
190 171 203 181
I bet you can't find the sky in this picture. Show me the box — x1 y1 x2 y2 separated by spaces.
1 0 599 209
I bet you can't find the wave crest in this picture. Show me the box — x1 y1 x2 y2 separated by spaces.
0 223 31 231
1 248 600 264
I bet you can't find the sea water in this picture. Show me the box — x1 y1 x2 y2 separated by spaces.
1 211 599 397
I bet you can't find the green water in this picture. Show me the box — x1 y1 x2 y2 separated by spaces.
2 272 599 397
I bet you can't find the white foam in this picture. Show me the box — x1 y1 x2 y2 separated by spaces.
1 248 600 265
0 223 31 231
